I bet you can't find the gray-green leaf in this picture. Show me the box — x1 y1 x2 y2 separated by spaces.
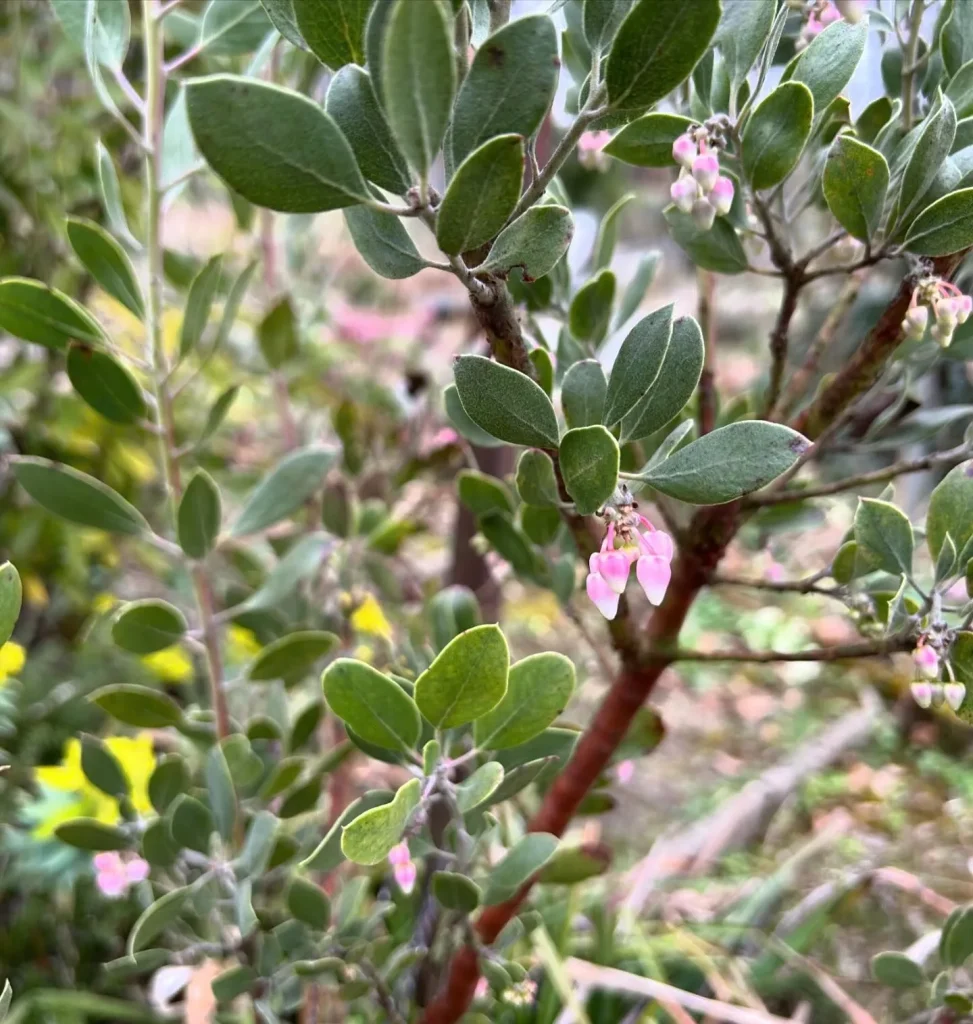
66 344 146 425
904 187 973 255
663 208 748 274
232 446 336 535
0 277 105 350
344 202 426 280
823 134 890 242
179 254 223 360
854 498 914 576
716 0 775 94
742 82 813 191
559 425 620 516
482 833 559 905
603 305 673 426
322 658 421 751
562 359 608 430
475 205 574 281
295 0 369 69
569 269 616 345
456 761 505 812
111 600 187 655
927 460 973 560
603 113 694 167
66 217 144 319
341 777 420 865
790 19 867 114
258 296 299 368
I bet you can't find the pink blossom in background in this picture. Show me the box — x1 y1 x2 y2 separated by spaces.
331 302 434 345
93 852 149 898
577 130 612 171
419 426 460 458
615 759 635 785
388 841 417 894
474 977 489 1001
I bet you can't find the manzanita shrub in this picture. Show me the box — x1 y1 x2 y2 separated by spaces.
3 0 973 1020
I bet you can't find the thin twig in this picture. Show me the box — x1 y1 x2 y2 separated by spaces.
645 634 913 663
709 572 839 596
112 67 145 113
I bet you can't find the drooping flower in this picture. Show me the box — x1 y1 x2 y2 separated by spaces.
691 152 719 192
710 176 735 216
672 133 697 169
691 196 716 231
615 759 635 785
586 515 675 620
388 842 417 894
914 644 940 681
904 277 972 348
944 682 966 713
577 130 613 171
670 175 698 213
94 851 150 898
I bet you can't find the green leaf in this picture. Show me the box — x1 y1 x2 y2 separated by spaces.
522 505 561 545
186 75 369 212
341 777 421 865
485 756 554 806
871 951 924 988
854 498 914 576
540 844 611 884
894 96 957 231
437 135 524 256
479 513 541 578
381 0 454 180
716 0 775 94
66 217 144 319
237 810 278 877
0 277 104 350
258 296 299 368
606 0 721 114
475 205 574 281
96 140 137 248
450 14 559 165
620 315 704 443
943 1 973 77
414 623 509 729
569 270 616 345
198 384 241 447
344 203 426 280
195 0 272 56
742 82 813 190
559 426 620 515
475 652 576 750
80 735 129 801
326 66 410 195
530 347 554 397
177 470 221 559
790 19 867 115
603 113 694 167
603 305 673 426
482 833 559 905
614 252 659 328
232 446 336 535
211 965 257 1004
927 460 973 560
323 658 421 751
942 905 973 966
160 87 197 198
515 449 560 507
301 789 393 871
55 818 129 851
12 456 147 535
562 359 608 431
639 421 810 504
0 979 11 1020
458 470 515 518
92 684 184 728
0 562 22 648
430 586 482 653
66 344 146 425
935 532 958 584
904 187 973 255
258 0 305 49
249 630 339 682
663 208 748 274
111 600 187 655
822 134 890 242
453 354 560 448
296 0 369 68
287 877 331 929
179 254 223 360
205 744 237 843
169 794 214 853
444 382 504 447
592 193 636 271
432 871 481 912
456 761 505 812
947 60 973 120
148 755 189 815
128 886 191 954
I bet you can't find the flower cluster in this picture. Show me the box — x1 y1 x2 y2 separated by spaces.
388 841 417 894
796 0 841 50
586 511 674 620
93 851 149 898
502 978 538 1007
911 644 965 711
903 276 972 347
670 131 734 231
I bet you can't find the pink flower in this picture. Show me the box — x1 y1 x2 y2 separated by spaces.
691 197 716 231
577 130 612 154
670 175 698 214
904 305 928 339
331 302 432 345
710 176 735 216
388 842 411 865
914 645 940 681
615 759 635 785
911 681 933 709
389 842 417 894
474 977 490 1001
691 152 719 192
586 516 674 619
93 852 150 898
672 133 697 169
944 682 966 712
958 296 973 324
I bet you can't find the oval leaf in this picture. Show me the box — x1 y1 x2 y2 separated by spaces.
249 630 339 682
91 684 184 728
0 562 22 648
186 75 369 212
343 202 426 279
559 425 620 516
603 305 673 427
177 469 221 559
475 205 574 281
414 623 509 729
482 832 559 905
904 187 973 255
927 460 973 560
301 789 393 871
111 600 187 655
0 277 104 350
823 134 890 242
639 421 810 504
55 818 130 851
663 208 748 274
128 887 191 954
742 82 813 190
296 0 369 69
456 761 505 812
790 19 867 114
322 658 421 751
854 498 914 576
66 217 144 319
569 269 616 345
66 344 146 424
515 449 560 507
232 446 336 535
341 777 420 865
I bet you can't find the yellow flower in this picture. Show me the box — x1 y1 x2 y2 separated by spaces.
351 594 392 641
227 626 262 662
0 642 25 684
92 593 117 615
353 644 374 664
34 734 156 836
21 573 48 607
142 646 194 683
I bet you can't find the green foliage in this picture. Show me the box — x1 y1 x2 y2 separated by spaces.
559 425 620 515
823 135 890 242
341 777 420 865
475 205 574 280
322 659 421 751
111 600 187 655
66 345 147 425
742 83 813 191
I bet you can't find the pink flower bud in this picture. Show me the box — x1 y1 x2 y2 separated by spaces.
125 857 150 884
615 759 635 785
638 526 674 562
670 175 698 214
692 152 720 192
914 645 940 680
586 572 619 620
904 305 928 338
593 549 631 595
474 977 490 1001
710 175 735 216
672 133 697 168
936 296 959 329
911 680 933 709
931 682 946 708
394 860 417 894
944 682 966 712
636 555 671 606
691 196 716 231
388 842 411 866
819 1 841 26
958 295 973 324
